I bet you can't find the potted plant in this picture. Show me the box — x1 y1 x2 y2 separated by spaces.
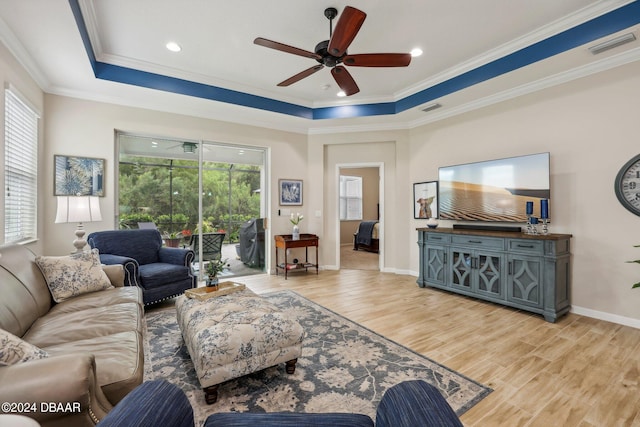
163 231 183 248
205 258 228 291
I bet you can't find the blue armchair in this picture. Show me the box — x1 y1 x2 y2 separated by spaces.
87 229 196 305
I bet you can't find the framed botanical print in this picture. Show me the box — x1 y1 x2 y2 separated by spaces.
279 179 303 206
413 181 438 219
54 155 105 196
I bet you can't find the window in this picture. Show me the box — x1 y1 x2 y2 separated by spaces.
339 175 362 220
4 87 39 244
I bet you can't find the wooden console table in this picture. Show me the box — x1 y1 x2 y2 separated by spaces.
275 234 319 279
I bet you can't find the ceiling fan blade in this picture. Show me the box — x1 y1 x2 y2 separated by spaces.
327 6 366 57
277 65 324 87
343 53 412 67
254 37 321 60
331 66 359 96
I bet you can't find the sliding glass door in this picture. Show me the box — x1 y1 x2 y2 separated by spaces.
116 132 267 278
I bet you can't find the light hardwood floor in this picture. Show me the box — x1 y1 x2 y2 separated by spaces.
235 269 640 426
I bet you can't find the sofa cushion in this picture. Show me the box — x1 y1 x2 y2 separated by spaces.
44 330 144 405
35 249 113 303
0 329 49 365
23 302 142 348
47 287 142 317
139 263 192 289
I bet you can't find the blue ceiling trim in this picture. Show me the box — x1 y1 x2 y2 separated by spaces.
68 0 640 121
313 101 396 120
397 0 640 113
94 62 314 119
68 0 97 73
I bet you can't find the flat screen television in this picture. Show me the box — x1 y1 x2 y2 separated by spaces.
438 152 550 222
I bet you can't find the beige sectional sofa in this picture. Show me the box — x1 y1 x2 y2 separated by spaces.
0 244 145 427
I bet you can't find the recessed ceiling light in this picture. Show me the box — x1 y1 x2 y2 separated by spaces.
337 91 346 97
411 48 423 57
166 42 182 52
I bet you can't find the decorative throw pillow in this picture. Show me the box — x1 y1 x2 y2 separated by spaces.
35 249 114 303
0 329 49 365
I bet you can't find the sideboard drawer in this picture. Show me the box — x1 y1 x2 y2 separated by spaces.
507 239 544 254
426 233 451 244
451 235 504 250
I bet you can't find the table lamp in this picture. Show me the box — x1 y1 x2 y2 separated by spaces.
55 195 102 253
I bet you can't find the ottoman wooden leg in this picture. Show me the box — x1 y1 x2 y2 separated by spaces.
204 385 219 404
285 358 298 374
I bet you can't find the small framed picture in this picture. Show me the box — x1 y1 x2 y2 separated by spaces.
413 181 438 219
54 155 105 196
279 179 303 206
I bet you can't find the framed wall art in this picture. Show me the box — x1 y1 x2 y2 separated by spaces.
54 155 105 196
413 181 438 219
279 179 303 206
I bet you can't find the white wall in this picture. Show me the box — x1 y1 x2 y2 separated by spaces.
408 59 640 326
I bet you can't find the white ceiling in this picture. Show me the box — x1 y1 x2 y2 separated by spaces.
0 0 639 134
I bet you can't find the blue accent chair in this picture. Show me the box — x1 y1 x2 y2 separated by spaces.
88 229 196 305
99 380 194 427
100 380 462 426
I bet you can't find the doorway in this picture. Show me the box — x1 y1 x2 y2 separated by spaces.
337 164 383 271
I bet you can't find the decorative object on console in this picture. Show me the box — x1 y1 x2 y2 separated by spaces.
426 217 439 229
290 212 303 240
55 195 102 253
54 155 105 196
413 181 438 219
540 199 549 234
614 153 640 217
279 179 303 206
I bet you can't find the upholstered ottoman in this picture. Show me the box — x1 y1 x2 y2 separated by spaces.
175 288 304 404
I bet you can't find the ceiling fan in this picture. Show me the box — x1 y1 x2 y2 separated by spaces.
254 6 411 96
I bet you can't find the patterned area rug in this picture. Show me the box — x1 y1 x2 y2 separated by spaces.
144 290 491 426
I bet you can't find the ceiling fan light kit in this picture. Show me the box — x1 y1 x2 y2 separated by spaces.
254 6 412 96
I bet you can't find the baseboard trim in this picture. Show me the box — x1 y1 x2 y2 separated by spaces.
571 305 640 330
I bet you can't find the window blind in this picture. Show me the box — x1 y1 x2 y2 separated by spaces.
339 175 363 221
4 88 38 244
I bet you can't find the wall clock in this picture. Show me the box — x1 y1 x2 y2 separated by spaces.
614 154 640 216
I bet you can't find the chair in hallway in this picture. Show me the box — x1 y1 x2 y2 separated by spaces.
188 232 225 263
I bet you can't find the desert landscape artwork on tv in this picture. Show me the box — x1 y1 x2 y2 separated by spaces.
438 153 550 222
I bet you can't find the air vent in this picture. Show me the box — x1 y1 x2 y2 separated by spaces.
421 103 442 113
588 33 636 55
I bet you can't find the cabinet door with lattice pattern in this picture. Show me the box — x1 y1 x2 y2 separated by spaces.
476 251 505 299
507 254 543 308
450 248 472 291
425 245 447 287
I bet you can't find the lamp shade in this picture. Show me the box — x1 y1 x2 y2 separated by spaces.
55 196 102 223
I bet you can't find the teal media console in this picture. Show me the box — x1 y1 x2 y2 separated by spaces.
417 227 572 322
